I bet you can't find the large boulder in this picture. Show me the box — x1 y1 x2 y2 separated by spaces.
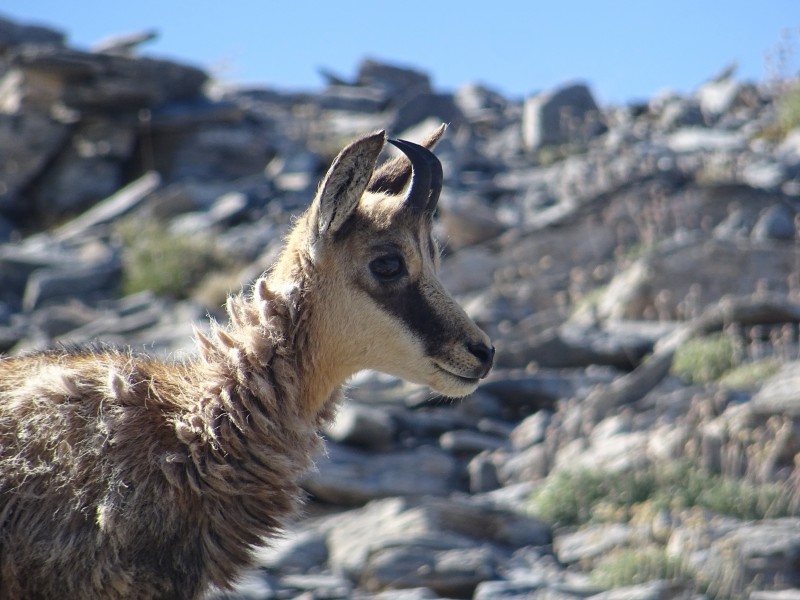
522 82 606 151
327 496 551 595
0 110 70 216
595 237 800 321
8 46 208 110
355 58 432 104
302 443 461 505
0 16 64 50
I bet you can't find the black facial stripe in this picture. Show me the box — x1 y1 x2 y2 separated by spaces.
366 281 448 356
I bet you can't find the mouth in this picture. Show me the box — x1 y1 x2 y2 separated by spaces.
433 363 480 386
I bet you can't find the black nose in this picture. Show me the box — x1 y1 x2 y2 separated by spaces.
467 342 495 377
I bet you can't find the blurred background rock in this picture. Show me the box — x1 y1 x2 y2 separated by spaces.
1 12 799 600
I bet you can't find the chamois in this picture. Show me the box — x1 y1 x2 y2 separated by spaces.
0 125 494 599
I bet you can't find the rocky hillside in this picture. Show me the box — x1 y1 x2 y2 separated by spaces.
2 15 800 600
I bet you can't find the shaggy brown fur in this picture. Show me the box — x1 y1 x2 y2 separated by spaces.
0 126 493 599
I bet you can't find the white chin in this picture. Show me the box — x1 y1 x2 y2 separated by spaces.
429 368 480 398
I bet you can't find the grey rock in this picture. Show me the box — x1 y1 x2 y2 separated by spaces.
171 192 252 235
278 572 353 598
0 16 65 49
391 92 463 135
587 580 674 600
390 405 476 439
28 302 99 339
31 118 132 216
473 578 546 599
750 591 800 600
357 588 441 600
92 29 158 56
324 402 396 450
252 527 329 574
327 496 551 581
479 373 569 411
327 498 454 580
52 172 160 242
58 296 171 347
697 518 800 593
457 390 507 421
437 245 498 295
508 325 653 370
666 127 746 153
510 411 553 450
147 98 244 130
497 444 549 484
696 75 742 120
553 431 651 473
0 323 25 353
11 46 208 109
522 82 606 151
595 237 800 321
751 204 796 241
742 160 787 191
480 369 617 417
204 572 276 600
751 361 800 417
0 242 67 308
362 543 498 597
34 156 121 218
355 58 432 103
0 216 14 243
554 523 636 565
142 180 229 218
454 83 509 124
468 451 502 493
438 194 506 250
318 84 388 112
22 254 121 311
0 110 70 210
778 128 800 162
713 207 751 238
161 123 274 182
304 444 460 505
657 98 704 130
439 429 507 454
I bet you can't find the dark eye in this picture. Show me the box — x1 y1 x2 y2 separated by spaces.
369 255 406 281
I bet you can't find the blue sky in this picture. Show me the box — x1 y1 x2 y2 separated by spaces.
2 3 797 104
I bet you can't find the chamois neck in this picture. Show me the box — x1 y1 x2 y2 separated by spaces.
196 265 344 424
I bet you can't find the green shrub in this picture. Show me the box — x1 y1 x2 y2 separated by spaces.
116 217 234 299
590 546 689 588
777 82 800 136
717 358 782 389
529 461 796 528
529 468 658 527
671 334 735 385
756 81 800 141
658 461 794 521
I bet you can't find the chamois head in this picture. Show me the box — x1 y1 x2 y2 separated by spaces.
269 125 494 403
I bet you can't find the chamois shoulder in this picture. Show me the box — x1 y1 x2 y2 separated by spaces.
0 344 191 410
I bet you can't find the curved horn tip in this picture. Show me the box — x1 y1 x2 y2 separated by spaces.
386 137 411 151
386 138 433 212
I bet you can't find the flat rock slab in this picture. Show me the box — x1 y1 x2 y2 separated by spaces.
303 443 460 506
327 495 552 582
751 361 800 418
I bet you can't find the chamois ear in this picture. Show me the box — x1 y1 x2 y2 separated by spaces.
312 130 386 239
368 123 446 196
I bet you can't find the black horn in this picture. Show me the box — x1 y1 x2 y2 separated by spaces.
386 138 443 214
